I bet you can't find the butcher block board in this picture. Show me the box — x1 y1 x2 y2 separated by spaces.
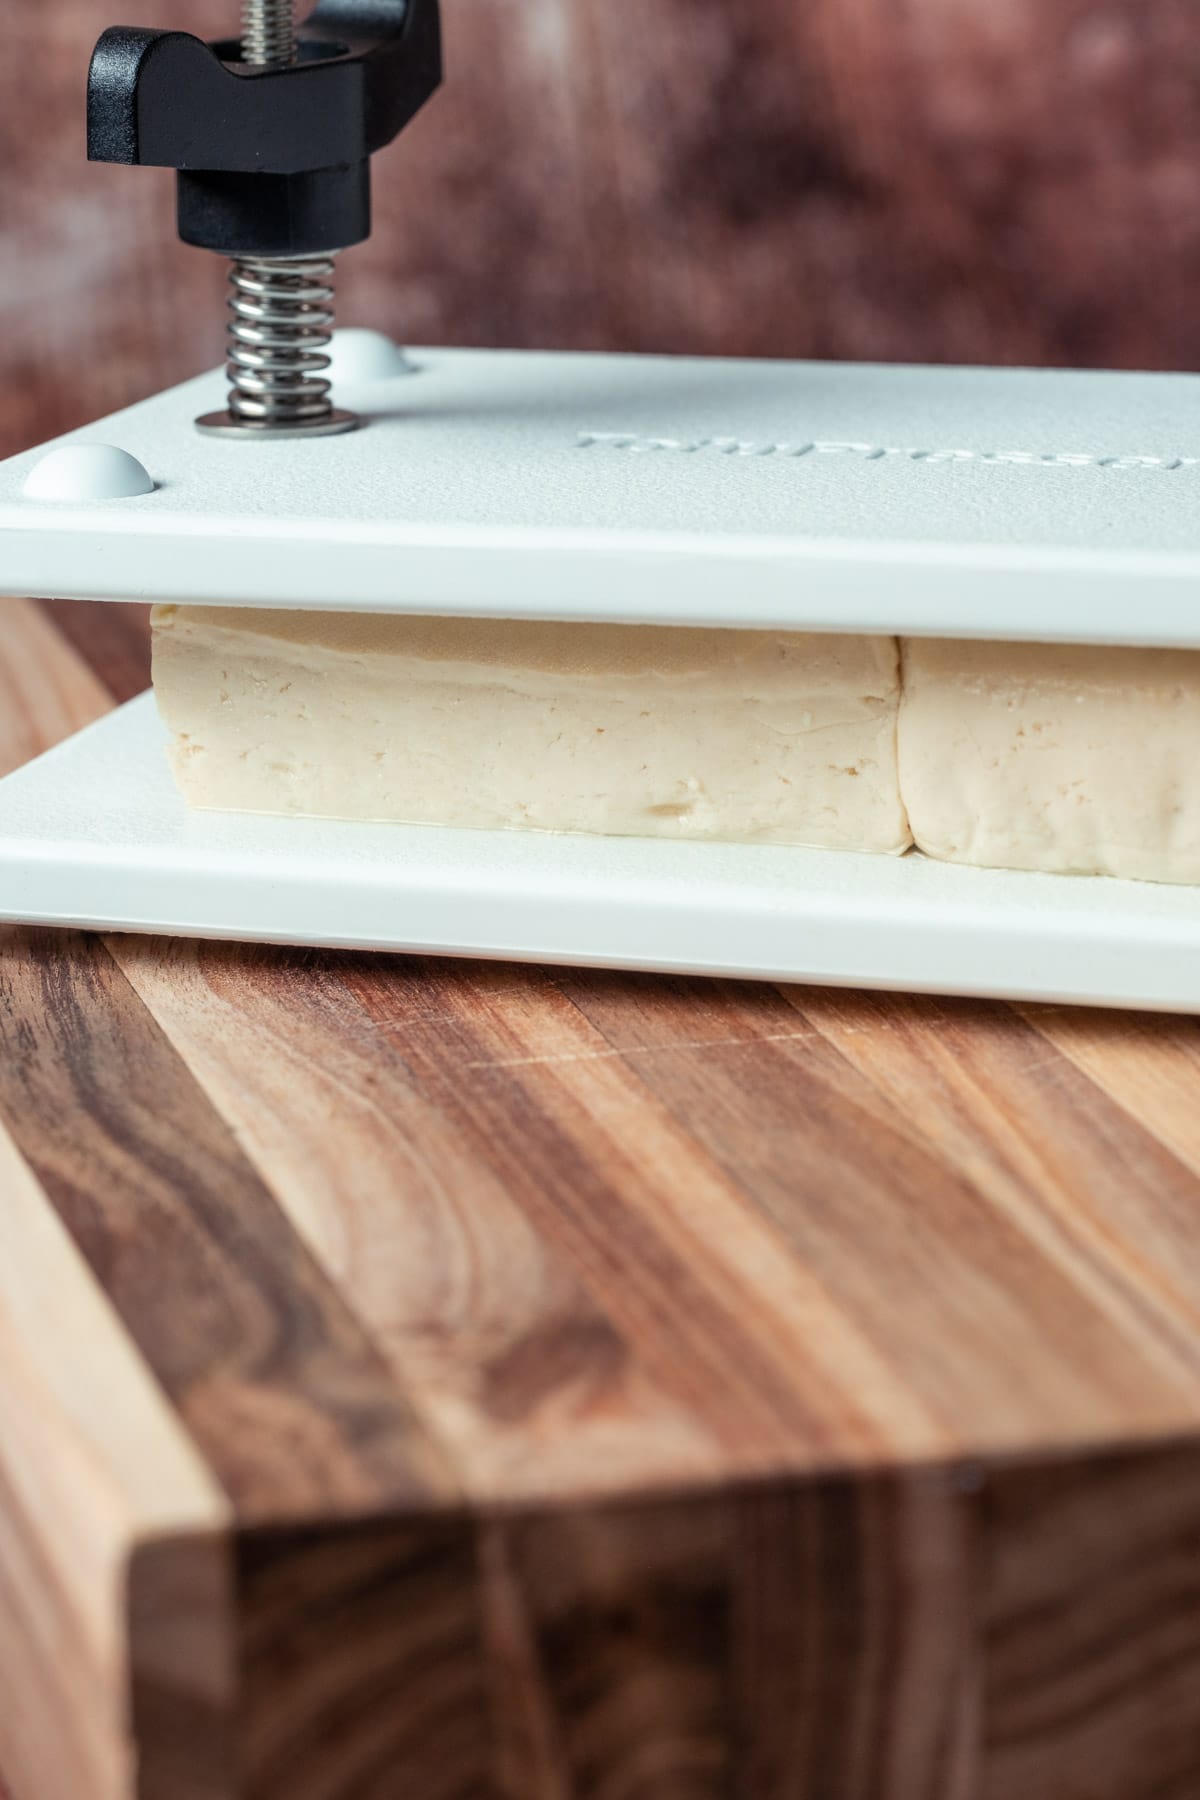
4 595 1200 1800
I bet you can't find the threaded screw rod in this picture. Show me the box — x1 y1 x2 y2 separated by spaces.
195 0 358 436
241 0 295 68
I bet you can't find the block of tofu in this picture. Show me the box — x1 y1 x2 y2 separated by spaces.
150 607 911 852
899 638 1200 884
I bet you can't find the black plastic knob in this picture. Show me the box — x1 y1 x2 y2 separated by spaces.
87 0 442 257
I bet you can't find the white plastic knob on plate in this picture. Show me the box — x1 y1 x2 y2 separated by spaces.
22 443 155 503
326 329 414 384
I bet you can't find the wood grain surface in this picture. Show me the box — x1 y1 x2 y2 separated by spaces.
4 600 1200 1798
6 2 1200 1790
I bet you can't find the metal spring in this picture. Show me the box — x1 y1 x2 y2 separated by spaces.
224 256 337 430
241 0 295 66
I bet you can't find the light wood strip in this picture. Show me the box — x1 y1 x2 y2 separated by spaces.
0 597 111 779
1017 1003 1200 1185
0 1122 230 1800
779 987 1200 1415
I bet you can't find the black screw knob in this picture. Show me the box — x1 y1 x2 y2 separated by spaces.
88 0 442 257
87 0 442 435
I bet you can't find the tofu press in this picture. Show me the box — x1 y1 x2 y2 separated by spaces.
3 1 1200 1013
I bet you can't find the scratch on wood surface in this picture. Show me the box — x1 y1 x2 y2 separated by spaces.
462 1028 821 1071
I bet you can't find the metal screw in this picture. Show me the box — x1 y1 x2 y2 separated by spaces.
240 0 296 67
195 0 358 437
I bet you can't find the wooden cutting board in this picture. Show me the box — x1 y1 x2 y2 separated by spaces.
3 596 1200 1800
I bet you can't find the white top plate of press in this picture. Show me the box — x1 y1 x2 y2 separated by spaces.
2 345 1199 644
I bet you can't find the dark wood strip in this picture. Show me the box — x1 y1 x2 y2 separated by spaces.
237 1517 490 1800
0 927 459 1525
481 1472 979 1800
477 1521 573 1800
982 1443 1200 1800
483 1495 732 1800
38 599 152 705
127 1534 237 1800
477 1449 1200 1800
729 1475 979 1800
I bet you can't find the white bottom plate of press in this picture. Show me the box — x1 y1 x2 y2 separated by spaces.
2 691 1199 1013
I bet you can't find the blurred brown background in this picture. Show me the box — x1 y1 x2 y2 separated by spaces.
3 0 1200 458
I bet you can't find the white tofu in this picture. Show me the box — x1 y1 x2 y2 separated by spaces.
899 637 1200 884
150 607 911 853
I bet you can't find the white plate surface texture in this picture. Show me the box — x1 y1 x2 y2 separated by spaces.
2 694 1199 1012
2 348 1200 643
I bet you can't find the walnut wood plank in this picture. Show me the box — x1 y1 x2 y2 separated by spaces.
5 599 1200 1798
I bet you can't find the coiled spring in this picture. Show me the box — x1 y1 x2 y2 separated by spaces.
224 256 337 431
192 0 356 436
